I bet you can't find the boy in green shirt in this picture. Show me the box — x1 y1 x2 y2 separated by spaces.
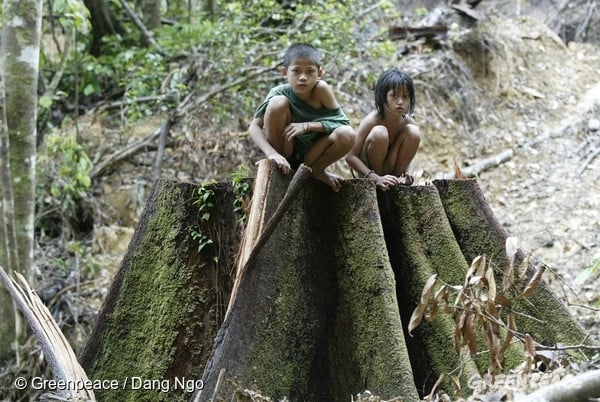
249 43 355 192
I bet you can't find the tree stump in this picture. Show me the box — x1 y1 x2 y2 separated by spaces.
80 160 593 402
79 179 241 401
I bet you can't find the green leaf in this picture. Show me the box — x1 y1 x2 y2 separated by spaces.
39 95 53 109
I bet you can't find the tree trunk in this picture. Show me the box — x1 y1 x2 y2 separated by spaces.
141 0 161 30
80 160 594 402
79 178 240 401
0 0 43 362
377 185 485 394
83 0 127 55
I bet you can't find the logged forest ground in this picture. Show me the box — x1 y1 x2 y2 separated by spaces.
21 2 600 402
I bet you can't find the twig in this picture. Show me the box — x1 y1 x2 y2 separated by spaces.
574 0 596 42
153 119 172 179
577 146 600 176
569 303 600 312
356 0 386 18
118 0 164 55
536 343 600 352
43 29 73 98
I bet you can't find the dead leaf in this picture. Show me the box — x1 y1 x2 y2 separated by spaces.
421 274 438 304
494 293 511 309
465 312 477 356
485 263 497 304
501 312 516 354
518 251 532 283
408 302 427 336
455 310 468 351
521 265 546 298
502 264 514 292
505 236 519 266
524 333 536 359
465 255 482 287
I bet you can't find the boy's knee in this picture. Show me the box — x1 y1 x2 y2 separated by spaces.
265 95 290 113
333 125 355 150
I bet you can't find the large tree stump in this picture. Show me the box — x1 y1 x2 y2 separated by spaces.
198 165 419 401
79 179 241 401
80 160 593 402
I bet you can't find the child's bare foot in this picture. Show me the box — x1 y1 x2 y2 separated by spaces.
312 170 344 192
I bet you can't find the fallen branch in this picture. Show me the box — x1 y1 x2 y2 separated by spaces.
520 369 600 402
153 119 172 179
89 65 276 180
175 65 276 118
92 94 174 114
448 149 514 178
451 2 483 20
89 127 162 179
388 25 448 41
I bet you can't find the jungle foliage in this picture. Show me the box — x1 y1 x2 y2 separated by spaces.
35 0 400 239
41 0 398 132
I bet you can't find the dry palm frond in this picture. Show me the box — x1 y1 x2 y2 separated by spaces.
0 265 95 401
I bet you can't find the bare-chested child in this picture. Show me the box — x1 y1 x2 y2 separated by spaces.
345 68 421 190
249 43 355 192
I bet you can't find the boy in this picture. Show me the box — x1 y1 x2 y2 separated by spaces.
345 68 421 190
249 43 355 192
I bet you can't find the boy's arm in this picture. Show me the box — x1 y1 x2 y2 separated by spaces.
249 116 279 157
249 116 291 172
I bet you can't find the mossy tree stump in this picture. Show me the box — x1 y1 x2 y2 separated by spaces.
80 160 592 402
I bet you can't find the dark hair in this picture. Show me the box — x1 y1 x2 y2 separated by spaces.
374 68 415 120
283 43 321 68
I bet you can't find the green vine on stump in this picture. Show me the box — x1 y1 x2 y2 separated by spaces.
231 165 251 226
189 166 252 262
190 179 218 263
